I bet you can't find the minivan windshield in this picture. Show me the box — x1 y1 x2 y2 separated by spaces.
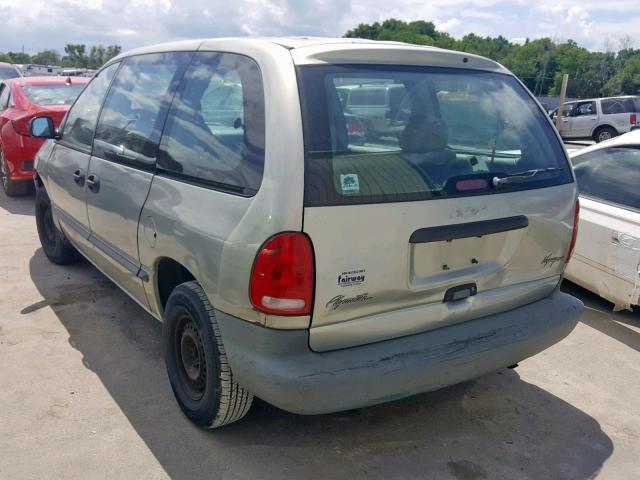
298 65 572 206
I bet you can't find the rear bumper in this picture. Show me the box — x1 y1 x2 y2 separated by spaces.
3 155 35 180
216 290 583 415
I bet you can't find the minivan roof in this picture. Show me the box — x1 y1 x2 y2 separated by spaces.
110 37 509 74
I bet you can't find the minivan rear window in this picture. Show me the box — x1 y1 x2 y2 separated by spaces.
298 65 573 206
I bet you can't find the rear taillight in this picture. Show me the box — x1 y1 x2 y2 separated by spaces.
631 113 637 125
566 199 580 263
347 121 364 135
250 232 315 316
11 116 32 136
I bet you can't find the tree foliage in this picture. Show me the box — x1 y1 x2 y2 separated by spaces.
0 44 122 69
345 19 640 97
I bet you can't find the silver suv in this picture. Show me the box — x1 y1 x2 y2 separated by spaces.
30 38 583 428
551 96 640 142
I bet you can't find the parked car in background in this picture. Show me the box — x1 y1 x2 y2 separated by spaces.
344 112 365 145
551 96 640 142
30 38 582 428
0 62 22 80
565 129 640 310
337 83 407 141
0 76 88 195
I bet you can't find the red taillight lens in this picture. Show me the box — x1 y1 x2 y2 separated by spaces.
631 113 637 125
347 121 364 135
566 199 580 263
250 232 315 316
11 116 32 136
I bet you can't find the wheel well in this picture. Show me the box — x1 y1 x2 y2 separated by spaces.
33 171 44 190
156 258 196 310
592 124 617 136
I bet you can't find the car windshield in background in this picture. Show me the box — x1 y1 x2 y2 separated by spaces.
21 84 85 106
298 65 573 206
0 66 20 80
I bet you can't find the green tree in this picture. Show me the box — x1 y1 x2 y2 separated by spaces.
104 45 122 62
63 44 87 68
7 51 31 64
31 49 61 65
0 52 13 63
342 19 640 98
88 45 106 69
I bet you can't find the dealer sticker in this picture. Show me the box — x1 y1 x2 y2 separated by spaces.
338 269 366 287
340 173 360 194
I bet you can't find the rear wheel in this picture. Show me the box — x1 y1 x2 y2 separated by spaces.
163 281 253 428
1 150 30 196
35 188 80 264
593 126 617 143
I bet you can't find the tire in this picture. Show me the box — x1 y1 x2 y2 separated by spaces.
35 188 80 265
1 150 30 196
163 281 253 428
593 126 617 143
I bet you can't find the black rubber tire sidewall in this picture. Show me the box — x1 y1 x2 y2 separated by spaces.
594 126 617 143
35 188 78 264
163 284 222 427
1 152 29 197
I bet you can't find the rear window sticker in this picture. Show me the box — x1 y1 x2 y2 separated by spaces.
340 173 360 194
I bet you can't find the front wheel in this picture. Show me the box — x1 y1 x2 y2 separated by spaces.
35 188 80 264
593 126 617 143
163 281 253 428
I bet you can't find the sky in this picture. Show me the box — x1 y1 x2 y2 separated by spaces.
0 0 639 54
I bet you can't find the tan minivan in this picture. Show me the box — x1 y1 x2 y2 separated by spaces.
30 37 583 428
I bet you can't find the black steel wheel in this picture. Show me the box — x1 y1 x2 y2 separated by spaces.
163 281 253 428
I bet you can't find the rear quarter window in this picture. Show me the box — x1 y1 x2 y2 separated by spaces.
601 98 640 115
157 52 265 196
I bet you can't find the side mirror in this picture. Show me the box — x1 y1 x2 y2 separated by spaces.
29 116 58 139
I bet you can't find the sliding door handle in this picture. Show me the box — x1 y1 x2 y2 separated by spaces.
86 174 100 193
72 169 85 186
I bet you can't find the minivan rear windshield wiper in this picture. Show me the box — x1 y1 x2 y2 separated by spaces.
492 167 563 188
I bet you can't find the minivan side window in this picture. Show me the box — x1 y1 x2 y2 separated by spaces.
92 52 192 168
157 52 265 195
61 62 120 152
572 147 640 210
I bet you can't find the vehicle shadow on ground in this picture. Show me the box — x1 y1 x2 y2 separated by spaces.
27 249 613 480
562 280 640 353
0 188 35 216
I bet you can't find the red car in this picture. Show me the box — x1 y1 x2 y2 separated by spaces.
0 76 89 195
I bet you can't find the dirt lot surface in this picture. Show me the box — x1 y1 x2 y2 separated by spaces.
1 187 638 480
